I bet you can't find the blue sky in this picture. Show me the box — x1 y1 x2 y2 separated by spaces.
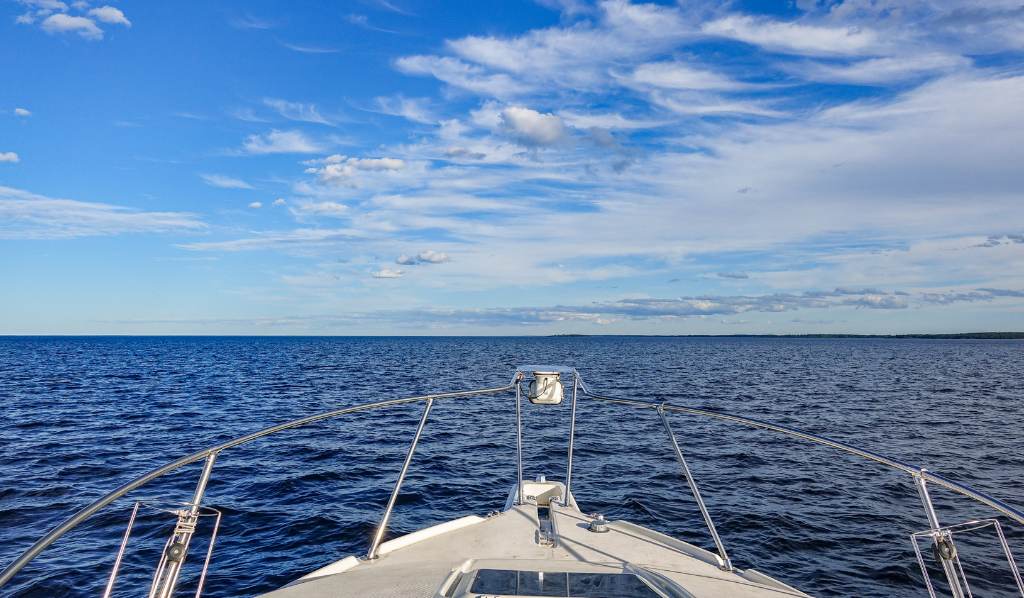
2 0 1024 334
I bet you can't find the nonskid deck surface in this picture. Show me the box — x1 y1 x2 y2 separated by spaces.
260 484 808 598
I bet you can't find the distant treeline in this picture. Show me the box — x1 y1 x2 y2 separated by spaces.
550 332 1024 339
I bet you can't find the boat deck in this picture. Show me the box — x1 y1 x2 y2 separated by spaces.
261 492 809 598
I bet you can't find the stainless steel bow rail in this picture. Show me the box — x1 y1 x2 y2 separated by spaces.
1 368 1022 598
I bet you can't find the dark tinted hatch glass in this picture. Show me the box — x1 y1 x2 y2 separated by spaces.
469 569 659 597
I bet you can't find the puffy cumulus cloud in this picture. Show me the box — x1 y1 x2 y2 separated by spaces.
18 1 130 40
200 173 254 189
0 185 204 239
0 152 19 163
87 5 130 26
248 201 262 209
14 108 31 117
396 250 450 265
372 267 404 279
41 13 103 39
242 129 325 154
273 197 287 206
501 106 567 146
303 154 406 185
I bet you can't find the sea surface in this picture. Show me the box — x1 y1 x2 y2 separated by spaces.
1 336 1022 597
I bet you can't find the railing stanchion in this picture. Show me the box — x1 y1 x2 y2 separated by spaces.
102 501 141 598
367 398 434 559
914 471 966 598
515 374 525 505
564 371 579 505
150 451 218 598
658 405 732 571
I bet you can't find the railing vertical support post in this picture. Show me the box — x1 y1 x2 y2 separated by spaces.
564 371 579 505
150 451 217 598
102 501 141 598
515 375 525 505
914 471 966 598
367 398 434 559
658 405 732 571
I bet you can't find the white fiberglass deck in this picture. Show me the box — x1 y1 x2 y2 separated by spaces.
261 481 808 598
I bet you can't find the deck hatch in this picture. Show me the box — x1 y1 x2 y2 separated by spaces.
468 569 660 597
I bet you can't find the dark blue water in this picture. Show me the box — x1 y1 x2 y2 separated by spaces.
1 337 1022 597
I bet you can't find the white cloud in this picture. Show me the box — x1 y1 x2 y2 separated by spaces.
790 54 970 85
248 201 262 209
14 108 31 117
396 250 450 265
442 0 696 91
303 154 406 185
702 15 881 56
501 106 566 145
179 228 360 252
200 173 254 189
647 91 782 117
0 185 205 239
279 41 340 54
41 13 103 39
624 61 747 91
242 129 325 154
395 55 530 98
373 95 435 124
372 267 404 279
263 98 335 126
557 110 666 130
292 200 349 218
273 198 287 206
87 5 130 26
0 152 19 163
230 14 274 30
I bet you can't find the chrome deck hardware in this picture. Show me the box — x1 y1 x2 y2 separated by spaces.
2 368 1023 597
911 517 1024 598
101 500 222 598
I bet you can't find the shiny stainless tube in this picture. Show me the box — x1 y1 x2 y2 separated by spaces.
0 383 515 590
367 398 434 559
515 377 525 505
579 388 1024 527
658 405 732 571
564 372 579 503
915 473 966 598
150 452 218 598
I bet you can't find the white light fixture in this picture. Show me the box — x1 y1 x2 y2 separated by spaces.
528 371 563 405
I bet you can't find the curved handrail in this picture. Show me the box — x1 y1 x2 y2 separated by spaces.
577 388 1024 526
3 371 1021 592
0 381 516 589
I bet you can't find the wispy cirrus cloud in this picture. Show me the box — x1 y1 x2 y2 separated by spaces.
262 98 337 126
0 186 204 239
241 129 326 154
200 173 254 189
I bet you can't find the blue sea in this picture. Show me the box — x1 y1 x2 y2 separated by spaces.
1 336 1022 597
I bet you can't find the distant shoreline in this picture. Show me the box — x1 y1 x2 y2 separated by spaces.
2 332 1023 339
549 332 1024 339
